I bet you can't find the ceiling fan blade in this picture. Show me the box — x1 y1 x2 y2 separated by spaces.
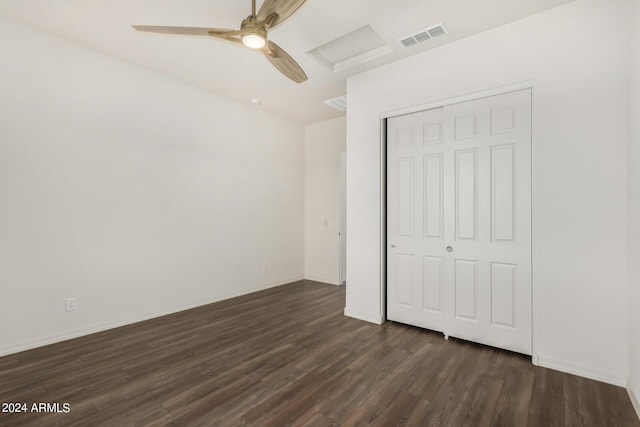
208 25 264 38
263 41 307 83
256 0 308 29
132 25 233 36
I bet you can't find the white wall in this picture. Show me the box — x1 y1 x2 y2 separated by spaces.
346 0 630 385
628 0 640 415
304 117 346 285
0 17 305 356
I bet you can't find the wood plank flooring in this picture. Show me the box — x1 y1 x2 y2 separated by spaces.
0 280 638 426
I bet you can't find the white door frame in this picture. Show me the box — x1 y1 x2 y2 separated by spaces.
379 80 537 362
339 150 347 286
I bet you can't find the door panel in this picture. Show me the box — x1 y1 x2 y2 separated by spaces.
490 262 516 327
491 145 516 242
424 121 444 145
455 114 477 140
395 254 414 306
387 89 532 355
396 158 415 237
423 256 443 312
454 259 478 320
455 149 478 241
423 154 443 239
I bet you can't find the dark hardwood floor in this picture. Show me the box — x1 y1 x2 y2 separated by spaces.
1 280 638 426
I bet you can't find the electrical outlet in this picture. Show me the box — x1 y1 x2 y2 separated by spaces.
262 265 269 274
66 297 77 312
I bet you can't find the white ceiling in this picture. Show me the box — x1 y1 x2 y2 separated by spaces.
0 0 572 124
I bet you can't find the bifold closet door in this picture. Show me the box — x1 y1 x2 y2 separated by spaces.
387 89 532 355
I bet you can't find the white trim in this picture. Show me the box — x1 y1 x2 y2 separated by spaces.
0 276 304 358
528 87 537 360
537 355 626 387
304 275 340 285
379 118 387 322
381 80 535 119
334 45 394 72
344 308 385 325
309 45 393 73
627 379 640 420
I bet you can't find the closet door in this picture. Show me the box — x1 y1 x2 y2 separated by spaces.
387 106 447 332
387 89 532 355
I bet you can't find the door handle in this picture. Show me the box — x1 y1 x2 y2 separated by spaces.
446 246 453 253
390 244 396 248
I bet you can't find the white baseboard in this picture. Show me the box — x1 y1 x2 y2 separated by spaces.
344 307 385 325
628 379 640 420
0 276 303 358
537 355 626 387
304 274 339 285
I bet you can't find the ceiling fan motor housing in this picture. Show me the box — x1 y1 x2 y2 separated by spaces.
240 16 268 49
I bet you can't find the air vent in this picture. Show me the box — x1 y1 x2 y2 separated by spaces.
398 23 448 49
414 31 431 43
428 26 446 38
400 37 418 48
324 95 347 112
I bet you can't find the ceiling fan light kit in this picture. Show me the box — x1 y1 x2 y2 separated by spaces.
133 0 308 83
241 27 267 49
242 33 266 49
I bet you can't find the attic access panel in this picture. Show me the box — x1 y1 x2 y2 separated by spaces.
307 25 392 72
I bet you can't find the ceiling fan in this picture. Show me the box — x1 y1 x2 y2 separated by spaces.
133 0 308 83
